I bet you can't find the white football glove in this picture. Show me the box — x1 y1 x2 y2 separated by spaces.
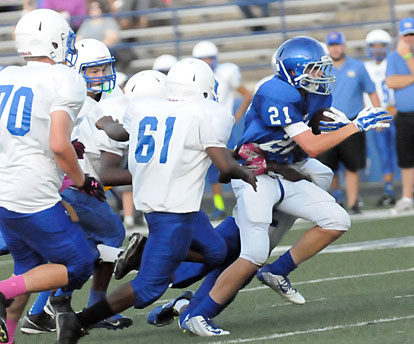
318 107 351 133
352 106 392 132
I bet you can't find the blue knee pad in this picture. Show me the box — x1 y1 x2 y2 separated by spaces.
131 212 196 308
61 188 125 248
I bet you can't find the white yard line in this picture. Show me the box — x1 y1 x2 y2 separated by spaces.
208 315 414 344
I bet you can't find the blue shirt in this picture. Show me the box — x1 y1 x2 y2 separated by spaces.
239 76 332 164
386 51 414 112
331 56 376 119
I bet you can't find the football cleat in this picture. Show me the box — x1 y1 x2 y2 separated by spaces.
114 233 147 280
147 290 194 326
391 198 413 214
45 294 74 318
257 265 305 305
180 314 229 337
376 194 396 207
0 292 13 343
20 311 56 334
90 314 133 331
56 312 87 344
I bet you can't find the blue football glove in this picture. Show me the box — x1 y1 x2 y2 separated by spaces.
352 106 392 132
318 107 351 133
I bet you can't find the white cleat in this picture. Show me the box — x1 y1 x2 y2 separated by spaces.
180 314 229 337
390 198 413 215
257 266 305 305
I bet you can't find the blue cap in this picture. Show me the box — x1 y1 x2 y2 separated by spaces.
399 17 414 36
326 31 345 45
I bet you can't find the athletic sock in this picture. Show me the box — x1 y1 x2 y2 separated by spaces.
54 288 73 297
213 194 225 211
191 294 224 320
269 250 297 277
77 297 116 329
384 182 394 196
87 288 106 308
28 290 53 315
0 275 26 300
5 318 18 344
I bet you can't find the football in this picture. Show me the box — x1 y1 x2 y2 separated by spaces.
309 108 334 135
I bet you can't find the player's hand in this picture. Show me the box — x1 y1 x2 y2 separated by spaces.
71 139 85 159
95 116 118 130
353 106 392 132
242 168 258 192
318 107 350 133
76 174 106 201
238 143 268 176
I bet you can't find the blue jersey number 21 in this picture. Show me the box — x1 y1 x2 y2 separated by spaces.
135 116 176 164
0 85 34 136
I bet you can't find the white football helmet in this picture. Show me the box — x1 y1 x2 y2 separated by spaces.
192 40 219 70
124 70 167 100
74 38 116 93
166 58 217 101
15 9 77 65
365 29 392 61
152 54 178 74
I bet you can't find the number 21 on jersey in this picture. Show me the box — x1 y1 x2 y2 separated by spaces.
268 106 292 125
135 116 176 164
0 85 33 136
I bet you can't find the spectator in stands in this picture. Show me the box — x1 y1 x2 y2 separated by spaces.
386 17 414 213
318 31 380 214
236 0 270 31
76 0 120 48
41 0 87 31
364 29 397 207
117 0 169 29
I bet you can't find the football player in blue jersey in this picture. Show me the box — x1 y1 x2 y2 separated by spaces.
178 36 392 336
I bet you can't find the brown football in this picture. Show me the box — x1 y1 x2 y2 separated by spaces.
309 108 334 135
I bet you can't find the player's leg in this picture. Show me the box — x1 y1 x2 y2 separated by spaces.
341 132 366 213
373 126 396 206
60 212 196 342
147 216 241 327
207 165 226 220
181 175 282 336
0 203 96 342
262 180 349 285
317 146 343 205
61 188 131 330
260 158 335 304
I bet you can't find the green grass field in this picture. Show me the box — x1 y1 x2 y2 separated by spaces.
1 213 413 344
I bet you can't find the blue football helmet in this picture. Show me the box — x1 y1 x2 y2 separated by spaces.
275 36 335 95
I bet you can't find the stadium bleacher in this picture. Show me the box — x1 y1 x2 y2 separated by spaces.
1 0 414 88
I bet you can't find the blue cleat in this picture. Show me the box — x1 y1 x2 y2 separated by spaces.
147 290 194 326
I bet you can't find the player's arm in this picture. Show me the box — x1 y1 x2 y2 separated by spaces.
50 110 85 187
99 151 132 186
95 115 129 142
234 85 252 122
207 147 257 191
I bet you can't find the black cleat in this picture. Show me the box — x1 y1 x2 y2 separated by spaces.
46 295 74 317
90 315 133 331
0 292 13 343
56 312 87 344
114 233 147 280
20 311 56 334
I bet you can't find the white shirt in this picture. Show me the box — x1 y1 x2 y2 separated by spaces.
364 59 394 108
0 62 86 213
215 63 241 113
123 97 234 213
